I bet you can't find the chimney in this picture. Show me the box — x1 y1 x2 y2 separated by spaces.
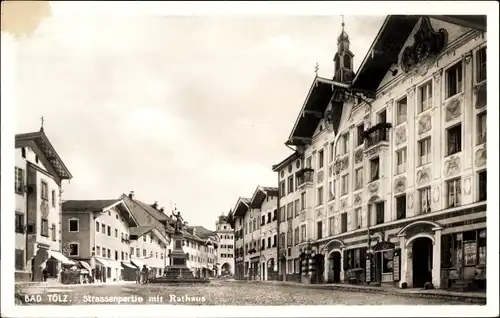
192 228 196 236
129 191 135 200
159 207 165 213
151 201 158 209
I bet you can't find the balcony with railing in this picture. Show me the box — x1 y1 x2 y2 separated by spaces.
363 122 392 149
296 168 314 188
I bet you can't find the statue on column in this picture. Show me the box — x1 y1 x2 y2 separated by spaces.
172 208 184 233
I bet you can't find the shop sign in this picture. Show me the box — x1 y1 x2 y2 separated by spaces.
365 255 371 283
464 242 477 266
392 249 401 282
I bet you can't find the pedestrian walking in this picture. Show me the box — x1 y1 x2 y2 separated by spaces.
141 265 148 284
136 268 141 284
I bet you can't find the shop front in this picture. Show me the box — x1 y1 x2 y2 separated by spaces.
366 241 399 286
249 257 260 280
343 246 368 285
440 228 486 290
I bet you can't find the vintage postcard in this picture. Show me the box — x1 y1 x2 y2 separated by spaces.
1 1 498 317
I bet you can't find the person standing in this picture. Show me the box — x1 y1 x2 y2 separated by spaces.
141 265 148 284
135 268 141 284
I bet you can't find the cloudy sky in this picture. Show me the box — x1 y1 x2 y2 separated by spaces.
9 2 384 229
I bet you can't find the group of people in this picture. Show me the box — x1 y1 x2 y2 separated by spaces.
136 265 150 284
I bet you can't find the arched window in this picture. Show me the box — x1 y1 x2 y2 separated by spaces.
344 55 351 68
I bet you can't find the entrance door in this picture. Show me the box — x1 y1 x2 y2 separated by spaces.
332 252 341 283
315 254 325 284
412 237 433 288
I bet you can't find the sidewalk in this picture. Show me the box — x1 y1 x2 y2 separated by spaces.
15 280 137 288
236 280 486 304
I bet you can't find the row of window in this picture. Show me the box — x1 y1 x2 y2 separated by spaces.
14 214 57 241
219 234 233 240
14 168 58 208
128 246 164 260
94 220 132 243
244 211 277 234
245 235 277 253
220 253 234 258
219 244 234 249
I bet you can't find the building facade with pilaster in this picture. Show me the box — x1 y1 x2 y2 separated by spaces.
276 15 487 291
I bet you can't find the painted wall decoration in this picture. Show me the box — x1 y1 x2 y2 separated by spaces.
418 114 432 134
340 199 347 211
444 156 460 177
445 97 461 122
416 166 431 185
365 146 380 158
394 177 406 194
464 177 472 195
400 17 448 73
316 209 323 218
368 182 379 194
475 146 486 168
355 149 364 164
433 187 440 203
317 171 324 183
395 126 407 146
407 194 413 209
354 193 362 206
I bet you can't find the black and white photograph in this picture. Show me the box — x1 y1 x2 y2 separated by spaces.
1 1 498 317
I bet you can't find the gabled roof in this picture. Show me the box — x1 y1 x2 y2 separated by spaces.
233 197 251 218
62 199 138 227
286 76 348 146
272 152 299 172
249 186 278 208
62 200 119 212
188 226 218 240
129 225 155 238
352 15 486 92
15 129 72 182
120 194 173 234
351 15 420 92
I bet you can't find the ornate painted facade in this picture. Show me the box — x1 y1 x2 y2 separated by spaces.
277 15 486 290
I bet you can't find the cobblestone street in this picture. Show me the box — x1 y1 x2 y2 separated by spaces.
16 281 470 305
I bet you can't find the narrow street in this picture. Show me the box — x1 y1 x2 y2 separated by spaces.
16 281 471 306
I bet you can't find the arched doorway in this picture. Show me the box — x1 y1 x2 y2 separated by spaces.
222 263 231 276
412 237 433 288
328 251 342 283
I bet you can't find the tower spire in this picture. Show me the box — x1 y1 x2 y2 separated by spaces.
333 15 354 83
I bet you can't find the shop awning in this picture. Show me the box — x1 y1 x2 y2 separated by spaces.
49 250 76 265
106 259 124 269
95 257 113 268
130 259 145 268
79 261 92 272
121 262 136 269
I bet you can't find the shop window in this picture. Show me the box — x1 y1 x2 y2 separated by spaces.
382 250 393 273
